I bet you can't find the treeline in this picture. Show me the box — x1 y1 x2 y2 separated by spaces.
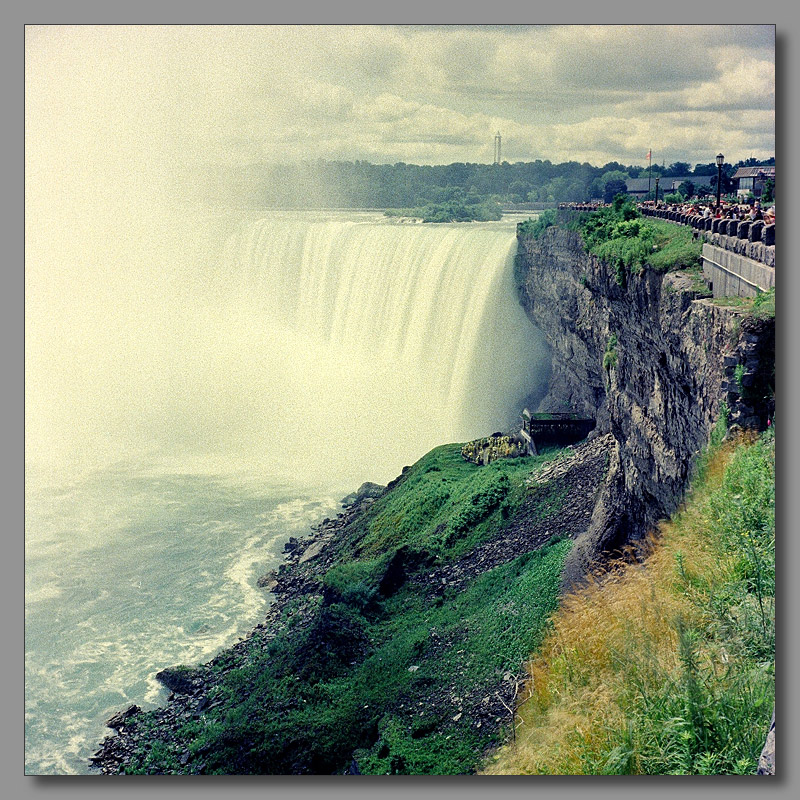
191 157 775 208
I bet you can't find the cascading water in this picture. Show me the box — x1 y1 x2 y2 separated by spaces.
25 209 549 773
208 211 550 482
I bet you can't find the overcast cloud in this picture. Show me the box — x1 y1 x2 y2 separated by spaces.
26 24 775 177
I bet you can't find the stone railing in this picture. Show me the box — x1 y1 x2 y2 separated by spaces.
640 207 775 268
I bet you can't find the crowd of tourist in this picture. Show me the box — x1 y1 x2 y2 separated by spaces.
557 197 775 226
639 198 775 225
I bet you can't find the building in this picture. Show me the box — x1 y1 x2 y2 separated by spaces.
732 166 775 199
623 174 716 200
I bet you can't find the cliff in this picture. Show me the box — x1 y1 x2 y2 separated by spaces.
515 226 774 586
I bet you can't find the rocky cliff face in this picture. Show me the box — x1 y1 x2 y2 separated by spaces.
516 227 774 587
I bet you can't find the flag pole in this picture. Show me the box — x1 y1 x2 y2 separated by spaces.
648 148 652 196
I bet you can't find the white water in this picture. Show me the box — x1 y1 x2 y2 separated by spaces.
25 209 549 773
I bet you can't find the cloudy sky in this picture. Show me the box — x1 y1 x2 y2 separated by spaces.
27 24 774 181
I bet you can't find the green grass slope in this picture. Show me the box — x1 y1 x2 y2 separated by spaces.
116 443 576 775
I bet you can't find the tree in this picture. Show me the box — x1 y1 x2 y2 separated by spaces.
596 170 630 201
604 179 628 204
665 161 691 176
678 180 695 199
762 178 774 203
600 161 628 173
710 173 733 195
508 179 531 201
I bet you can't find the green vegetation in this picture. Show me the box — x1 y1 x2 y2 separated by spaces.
384 196 503 223
214 157 772 209
573 195 702 280
118 442 575 775
349 443 562 560
712 288 775 320
671 265 713 295
485 425 775 775
517 209 557 239
603 334 618 372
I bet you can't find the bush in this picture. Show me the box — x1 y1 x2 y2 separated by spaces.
384 198 503 223
603 334 618 372
578 205 701 276
517 210 557 240
323 557 386 609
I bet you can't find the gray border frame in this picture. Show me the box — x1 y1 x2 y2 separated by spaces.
11 3 796 798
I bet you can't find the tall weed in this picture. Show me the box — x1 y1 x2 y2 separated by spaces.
484 428 775 775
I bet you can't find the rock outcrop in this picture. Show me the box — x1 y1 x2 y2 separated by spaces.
757 710 775 775
461 434 527 465
516 226 774 586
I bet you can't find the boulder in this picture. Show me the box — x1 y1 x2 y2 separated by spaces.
155 667 197 695
107 705 141 730
341 481 386 507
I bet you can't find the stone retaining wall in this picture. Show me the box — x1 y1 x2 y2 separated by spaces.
703 243 776 298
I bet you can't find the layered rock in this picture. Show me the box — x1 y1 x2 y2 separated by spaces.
516 227 774 586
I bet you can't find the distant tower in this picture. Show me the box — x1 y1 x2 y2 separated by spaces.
493 131 502 165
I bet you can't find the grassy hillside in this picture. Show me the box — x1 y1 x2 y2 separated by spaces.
484 424 775 775
113 443 582 775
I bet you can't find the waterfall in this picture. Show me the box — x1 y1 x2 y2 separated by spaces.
26 210 549 488
24 209 550 773
211 212 549 483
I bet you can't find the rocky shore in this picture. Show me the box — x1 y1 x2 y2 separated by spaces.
90 439 613 775
89 486 385 774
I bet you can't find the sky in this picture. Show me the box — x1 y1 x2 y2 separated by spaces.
26 24 775 178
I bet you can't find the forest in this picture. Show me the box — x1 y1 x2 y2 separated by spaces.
193 156 775 209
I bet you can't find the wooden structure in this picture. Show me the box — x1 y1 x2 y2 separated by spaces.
520 409 596 455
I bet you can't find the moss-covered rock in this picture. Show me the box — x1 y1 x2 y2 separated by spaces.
461 434 527 465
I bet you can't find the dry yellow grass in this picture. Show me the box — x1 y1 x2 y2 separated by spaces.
483 436 764 775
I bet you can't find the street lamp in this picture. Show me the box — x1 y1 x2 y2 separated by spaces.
716 153 724 210
654 176 660 205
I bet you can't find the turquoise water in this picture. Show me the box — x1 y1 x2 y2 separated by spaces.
25 466 341 774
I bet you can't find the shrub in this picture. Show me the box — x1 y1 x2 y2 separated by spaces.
577 205 701 275
323 557 386 609
517 210 557 240
603 334 618 372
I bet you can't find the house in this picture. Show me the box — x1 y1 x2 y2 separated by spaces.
624 174 715 199
662 174 715 194
623 178 655 199
732 166 775 198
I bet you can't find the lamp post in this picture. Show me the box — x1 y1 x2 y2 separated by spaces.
716 153 724 210
654 176 660 205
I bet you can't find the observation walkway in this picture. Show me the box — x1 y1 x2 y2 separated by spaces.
520 410 596 456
